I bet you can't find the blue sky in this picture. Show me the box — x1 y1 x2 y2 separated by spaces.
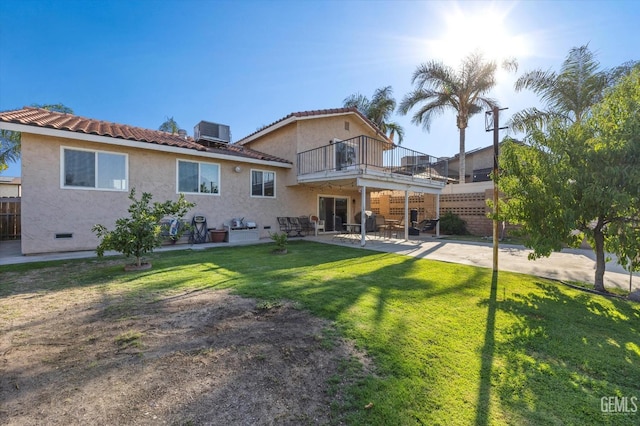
1 0 638 177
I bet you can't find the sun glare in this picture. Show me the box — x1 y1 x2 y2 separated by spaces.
428 3 530 68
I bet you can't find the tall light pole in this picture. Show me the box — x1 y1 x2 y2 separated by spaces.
485 106 508 272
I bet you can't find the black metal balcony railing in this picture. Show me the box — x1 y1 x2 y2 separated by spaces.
296 135 448 181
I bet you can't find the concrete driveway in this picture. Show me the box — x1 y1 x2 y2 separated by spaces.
312 234 639 293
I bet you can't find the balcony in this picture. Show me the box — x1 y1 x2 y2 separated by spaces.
296 135 448 191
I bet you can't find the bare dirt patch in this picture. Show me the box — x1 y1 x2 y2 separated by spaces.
0 279 369 425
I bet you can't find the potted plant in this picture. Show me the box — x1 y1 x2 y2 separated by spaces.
209 228 227 243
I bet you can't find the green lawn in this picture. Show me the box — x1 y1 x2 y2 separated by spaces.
2 240 639 425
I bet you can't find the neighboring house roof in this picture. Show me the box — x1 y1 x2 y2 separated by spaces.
236 107 389 145
0 176 21 185
0 107 291 165
446 140 522 161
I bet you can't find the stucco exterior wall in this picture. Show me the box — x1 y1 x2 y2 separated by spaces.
240 124 298 187
370 191 438 222
295 114 377 152
18 113 386 255
20 134 293 254
235 113 381 228
243 113 382 186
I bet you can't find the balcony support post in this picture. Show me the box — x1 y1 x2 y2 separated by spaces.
404 190 409 241
360 184 367 247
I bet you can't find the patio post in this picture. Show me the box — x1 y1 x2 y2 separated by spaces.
360 185 366 246
404 190 409 241
436 193 440 237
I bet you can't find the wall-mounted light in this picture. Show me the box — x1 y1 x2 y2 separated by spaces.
234 166 242 173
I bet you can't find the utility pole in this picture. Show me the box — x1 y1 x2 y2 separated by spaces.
485 106 508 272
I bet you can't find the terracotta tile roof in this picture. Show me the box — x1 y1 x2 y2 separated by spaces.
236 107 387 144
205 141 292 163
0 107 208 151
0 107 291 165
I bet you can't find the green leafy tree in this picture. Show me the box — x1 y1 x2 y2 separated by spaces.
1 103 74 171
344 86 405 143
399 52 516 183
92 189 195 268
31 103 74 114
499 69 640 292
509 45 638 134
159 116 179 134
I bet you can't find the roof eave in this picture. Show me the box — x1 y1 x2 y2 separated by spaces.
236 115 297 146
236 109 389 146
0 122 292 169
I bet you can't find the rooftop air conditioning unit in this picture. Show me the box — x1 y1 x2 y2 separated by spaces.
194 120 231 144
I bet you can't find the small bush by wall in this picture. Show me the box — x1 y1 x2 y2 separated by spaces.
439 211 468 235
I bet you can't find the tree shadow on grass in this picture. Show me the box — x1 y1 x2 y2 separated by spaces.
11 240 613 424
223 246 493 423
488 282 640 425
475 271 498 426
4 240 484 424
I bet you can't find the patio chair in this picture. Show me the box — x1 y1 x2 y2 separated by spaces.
310 215 325 235
298 215 313 236
389 218 404 238
374 215 389 238
277 217 293 236
287 216 304 237
418 219 439 233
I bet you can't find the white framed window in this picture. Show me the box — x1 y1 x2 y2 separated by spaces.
251 169 275 198
61 147 128 191
177 159 220 194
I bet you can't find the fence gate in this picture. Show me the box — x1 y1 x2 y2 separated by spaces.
0 197 21 240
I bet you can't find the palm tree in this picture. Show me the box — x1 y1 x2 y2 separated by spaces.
159 116 180 134
343 86 404 144
1 104 74 171
399 52 514 183
509 45 638 133
0 130 21 172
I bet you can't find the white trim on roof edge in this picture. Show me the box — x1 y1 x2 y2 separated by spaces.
236 110 383 146
0 122 292 169
235 116 297 146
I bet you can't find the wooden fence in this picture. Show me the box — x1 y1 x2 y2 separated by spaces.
0 197 20 240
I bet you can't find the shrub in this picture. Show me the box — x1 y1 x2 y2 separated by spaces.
439 211 468 235
92 188 195 268
269 232 288 252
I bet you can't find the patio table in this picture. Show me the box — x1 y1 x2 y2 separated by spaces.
383 219 400 238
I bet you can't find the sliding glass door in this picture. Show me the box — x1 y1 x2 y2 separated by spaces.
319 196 348 231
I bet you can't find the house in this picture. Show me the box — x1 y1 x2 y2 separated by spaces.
446 144 497 183
0 176 21 197
0 177 21 241
0 106 447 255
